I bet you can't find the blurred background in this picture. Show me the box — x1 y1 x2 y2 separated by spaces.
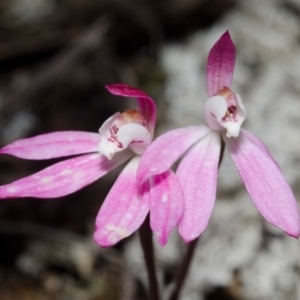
0 0 300 299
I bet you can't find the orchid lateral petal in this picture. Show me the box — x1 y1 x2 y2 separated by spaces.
0 151 132 199
94 156 150 247
106 84 157 136
0 131 100 160
177 131 221 243
240 129 277 165
137 126 210 183
206 31 236 97
225 131 300 238
240 129 281 170
149 170 184 246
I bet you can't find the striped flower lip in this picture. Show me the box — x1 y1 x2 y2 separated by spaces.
98 109 151 160
205 86 246 137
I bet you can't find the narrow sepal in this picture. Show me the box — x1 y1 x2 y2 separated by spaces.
178 131 221 242
94 156 150 247
137 126 210 183
149 170 184 246
241 129 278 167
0 131 100 160
206 31 236 97
0 152 131 199
225 131 300 238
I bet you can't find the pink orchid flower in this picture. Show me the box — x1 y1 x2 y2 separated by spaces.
138 31 300 243
0 84 184 247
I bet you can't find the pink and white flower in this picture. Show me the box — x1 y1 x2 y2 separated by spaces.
137 31 300 243
0 84 184 247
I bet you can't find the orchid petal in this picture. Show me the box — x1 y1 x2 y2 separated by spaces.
137 126 210 183
206 31 236 97
225 132 300 238
240 129 280 175
0 131 100 160
0 151 132 199
240 129 276 161
149 170 184 246
177 131 221 243
106 84 157 136
94 156 150 247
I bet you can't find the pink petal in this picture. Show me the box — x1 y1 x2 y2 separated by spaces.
94 156 150 247
206 31 236 97
241 129 276 161
137 126 210 183
106 84 157 136
0 152 132 199
225 131 300 238
177 131 221 243
149 170 184 246
0 131 100 160
240 129 280 169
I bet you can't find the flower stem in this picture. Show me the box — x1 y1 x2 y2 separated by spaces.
139 214 161 300
219 137 225 168
168 238 199 300
169 137 225 299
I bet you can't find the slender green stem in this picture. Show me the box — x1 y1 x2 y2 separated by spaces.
139 215 161 300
